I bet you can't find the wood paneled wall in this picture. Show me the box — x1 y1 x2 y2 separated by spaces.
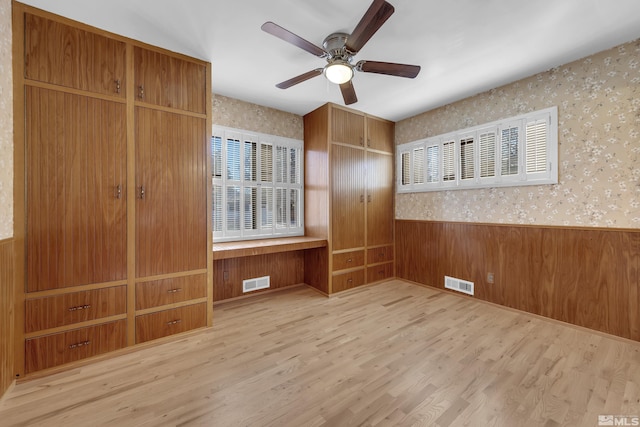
0 239 15 398
396 220 640 341
213 252 305 302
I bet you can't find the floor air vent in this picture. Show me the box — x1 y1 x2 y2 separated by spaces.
444 276 474 296
243 276 270 293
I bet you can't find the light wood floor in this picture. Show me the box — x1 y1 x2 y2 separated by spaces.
2 280 640 426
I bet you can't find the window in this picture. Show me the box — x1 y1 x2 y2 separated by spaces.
212 126 304 242
397 106 558 192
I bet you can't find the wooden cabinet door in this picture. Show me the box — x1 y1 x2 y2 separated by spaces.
366 117 394 153
134 47 207 114
331 108 365 147
25 87 127 292
24 13 126 98
366 151 394 247
331 144 365 251
135 107 208 278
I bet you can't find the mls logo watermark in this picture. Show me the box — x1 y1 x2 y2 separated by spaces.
599 415 640 426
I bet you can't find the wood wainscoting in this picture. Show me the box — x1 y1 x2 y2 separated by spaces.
396 220 640 341
213 252 305 302
0 239 15 398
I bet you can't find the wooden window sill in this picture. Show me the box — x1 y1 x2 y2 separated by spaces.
212 237 327 260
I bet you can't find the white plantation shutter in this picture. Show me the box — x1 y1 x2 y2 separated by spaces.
443 141 456 182
261 187 273 229
413 147 425 184
260 143 273 183
227 138 241 181
275 188 287 228
396 106 557 193
479 131 496 178
275 146 287 183
212 136 222 178
244 141 257 181
212 126 303 241
501 126 519 176
290 148 300 184
226 186 240 231
213 185 223 232
243 187 257 231
526 120 547 173
290 188 300 227
460 137 475 180
401 152 410 186
426 145 439 183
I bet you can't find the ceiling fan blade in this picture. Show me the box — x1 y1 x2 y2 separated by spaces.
345 0 394 54
261 22 326 58
276 69 323 89
357 61 421 78
339 81 358 105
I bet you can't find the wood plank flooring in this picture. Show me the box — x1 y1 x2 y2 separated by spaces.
2 280 640 426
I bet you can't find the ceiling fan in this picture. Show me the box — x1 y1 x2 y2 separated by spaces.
261 0 421 105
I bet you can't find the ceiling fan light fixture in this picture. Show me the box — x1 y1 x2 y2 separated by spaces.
324 61 353 85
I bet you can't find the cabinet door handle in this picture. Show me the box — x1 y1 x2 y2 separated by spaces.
346 258 352 263
68 304 91 312
359 136 364 146
115 184 122 199
367 194 371 203
167 319 182 326
138 186 145 199
347 278 353 283
138 85 144 100
115 79 121 94
69 340 91 349
360 195 364 203
367 138 371 147
167 288 182 294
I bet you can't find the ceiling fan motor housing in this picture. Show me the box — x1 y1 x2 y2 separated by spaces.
323 32 352 61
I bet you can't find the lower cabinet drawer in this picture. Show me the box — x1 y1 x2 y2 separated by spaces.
25 320 127 373
332 250 365 272
135 303 207 344
135 274 207 310
367 262 394 283
25 286 127 333
332 269 365 293
367 245 394 264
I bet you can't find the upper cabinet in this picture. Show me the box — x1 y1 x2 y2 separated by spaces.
24 13 126 98
331 107 365 147
134 47 207 114
366 116 394 153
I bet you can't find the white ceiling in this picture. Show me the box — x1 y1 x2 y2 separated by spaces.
19 0 640 121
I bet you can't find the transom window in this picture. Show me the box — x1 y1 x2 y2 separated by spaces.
212 126 304 242
397 106 558 192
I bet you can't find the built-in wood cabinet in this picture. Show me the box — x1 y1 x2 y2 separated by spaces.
25 87 128 292
304 103 395 294
134 47 207 114
24 13 127 98
134 108 208 277
14 5 212 376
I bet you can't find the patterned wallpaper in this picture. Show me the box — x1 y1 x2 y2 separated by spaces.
396 39 640 229
0 0 12 239
212 94 303 140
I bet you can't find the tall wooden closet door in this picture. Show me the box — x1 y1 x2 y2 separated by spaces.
135 107 207 277
25 87 127 292
366 151 394 246
331 144 365 250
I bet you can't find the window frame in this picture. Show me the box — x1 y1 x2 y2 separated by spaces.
397 106 558 193
212 125 304 242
